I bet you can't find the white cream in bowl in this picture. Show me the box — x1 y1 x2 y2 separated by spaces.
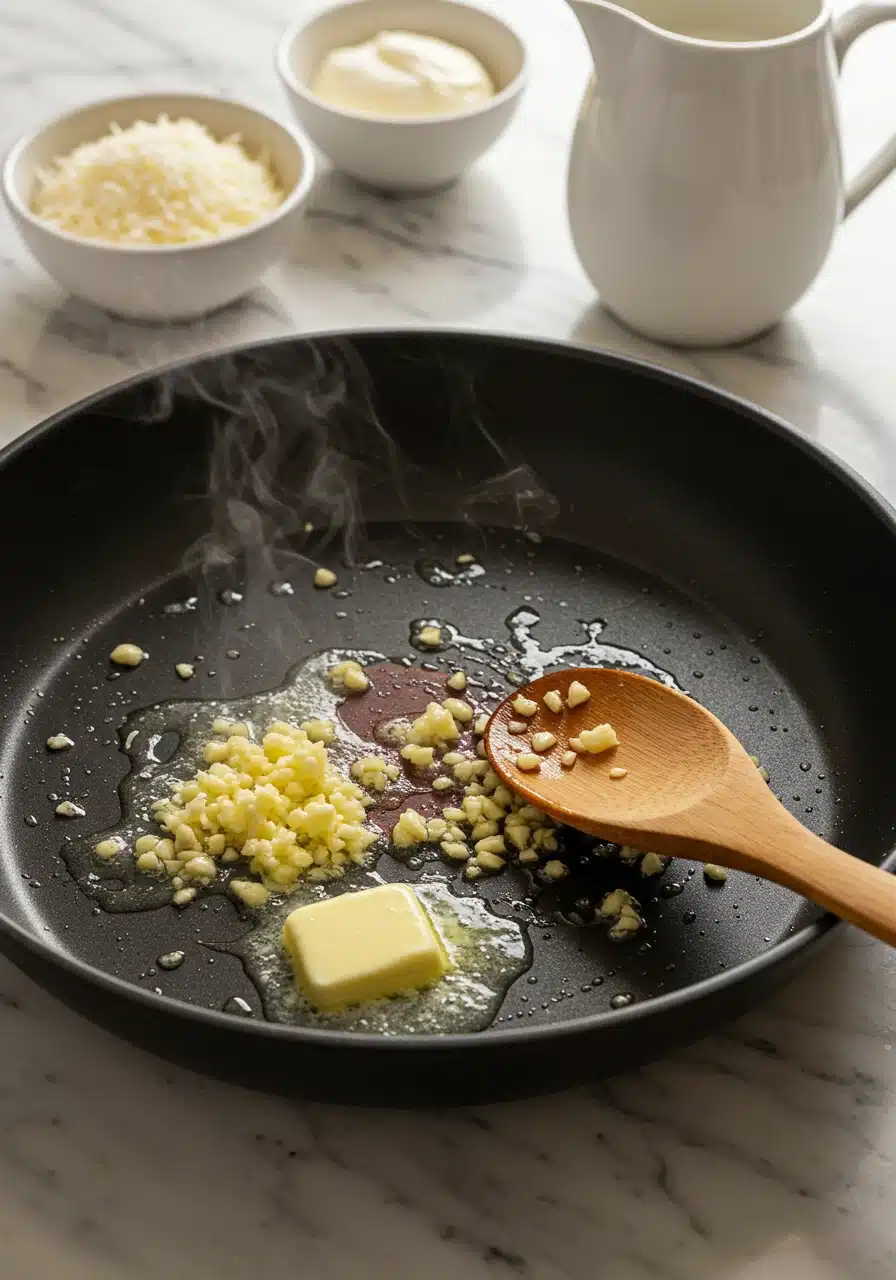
276 0 527 192
311 30 496 118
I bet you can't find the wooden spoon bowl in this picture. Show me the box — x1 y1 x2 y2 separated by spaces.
485 667 896 946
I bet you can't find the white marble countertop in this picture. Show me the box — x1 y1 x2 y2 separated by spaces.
2 1 896 1276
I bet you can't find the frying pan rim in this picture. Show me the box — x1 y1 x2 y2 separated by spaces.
1 326 893 1054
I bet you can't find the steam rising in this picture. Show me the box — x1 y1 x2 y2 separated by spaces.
123 335 559 585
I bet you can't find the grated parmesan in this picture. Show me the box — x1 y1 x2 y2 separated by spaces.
32 115 284 246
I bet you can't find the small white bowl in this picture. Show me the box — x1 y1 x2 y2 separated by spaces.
276 0 527 192
2 93 316 322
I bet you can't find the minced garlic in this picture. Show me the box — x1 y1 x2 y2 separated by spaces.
110 643 145 667
401 743 435 769
515 753 541 772
511 695 538 717
392 808 428 847
599 888 644 940
578 723 619 753
327 659 369 693
566 680 591 708
407 702 461 749
134 719 378 893
442 697 473 724
300 719 336 743
230 879 271 908
94 837 123 860
351 755 400 791
640 852 666 877
416 625 443 649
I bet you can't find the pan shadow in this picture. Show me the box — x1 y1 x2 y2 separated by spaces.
0 929 889 1279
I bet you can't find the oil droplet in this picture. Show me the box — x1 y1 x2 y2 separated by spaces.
226 650 240 660
610 993 634 1009
157 950 185 970
219 589 243 606
269 581 294 597
223 996 253 1016
799 762 811 772
683 910 697 924
24 815 38 827
164 597 198 615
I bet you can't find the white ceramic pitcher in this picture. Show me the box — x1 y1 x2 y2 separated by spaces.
567 0 896 345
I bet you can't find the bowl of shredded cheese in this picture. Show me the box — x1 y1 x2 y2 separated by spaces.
2 93 315 321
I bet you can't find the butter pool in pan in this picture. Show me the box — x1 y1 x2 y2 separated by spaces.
0 331 891 1105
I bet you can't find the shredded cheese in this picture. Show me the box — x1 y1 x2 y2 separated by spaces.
32 115 284 246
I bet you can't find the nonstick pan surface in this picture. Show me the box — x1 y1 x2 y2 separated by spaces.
1 331 894 1106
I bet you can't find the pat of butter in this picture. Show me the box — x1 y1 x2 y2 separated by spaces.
282 884 451 1010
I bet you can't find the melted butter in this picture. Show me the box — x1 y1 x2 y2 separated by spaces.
59 588 674 1029
409 607 679 687
233 879 529 1035
61 647 532 1031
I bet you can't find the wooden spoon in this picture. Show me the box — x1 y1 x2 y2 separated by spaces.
484 667 896 946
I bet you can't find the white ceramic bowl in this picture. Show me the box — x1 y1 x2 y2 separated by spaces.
276 0 527 192
2 93 316 322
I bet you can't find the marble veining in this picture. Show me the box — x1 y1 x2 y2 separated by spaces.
1 0 896 1276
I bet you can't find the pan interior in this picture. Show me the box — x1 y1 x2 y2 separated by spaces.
0 332 892 1038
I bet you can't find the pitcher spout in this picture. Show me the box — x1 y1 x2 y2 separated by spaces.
565 0 644 76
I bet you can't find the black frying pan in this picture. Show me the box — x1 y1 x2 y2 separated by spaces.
1 331 894 1106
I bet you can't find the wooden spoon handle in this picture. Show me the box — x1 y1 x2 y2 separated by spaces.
727 819 896 946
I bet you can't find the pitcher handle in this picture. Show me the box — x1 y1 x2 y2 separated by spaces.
834 3 896 215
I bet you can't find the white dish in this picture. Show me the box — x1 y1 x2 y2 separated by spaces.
276 0 527 192
2 93 316 323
